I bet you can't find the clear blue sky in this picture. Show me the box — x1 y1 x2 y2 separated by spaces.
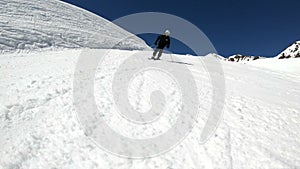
62 0 300 57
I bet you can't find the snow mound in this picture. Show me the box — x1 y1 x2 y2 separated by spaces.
0 0 148 52
277 41 300 59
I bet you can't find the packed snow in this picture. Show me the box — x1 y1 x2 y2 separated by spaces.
0 49 299 169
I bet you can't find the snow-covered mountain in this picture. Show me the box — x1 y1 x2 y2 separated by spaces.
219 41 300 63
226 54 262 62
277 41 300 59
0 0 148 52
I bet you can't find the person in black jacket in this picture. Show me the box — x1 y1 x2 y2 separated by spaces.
151 30 171 60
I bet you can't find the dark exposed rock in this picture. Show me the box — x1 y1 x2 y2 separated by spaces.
277 41 300 59
226 54 262 62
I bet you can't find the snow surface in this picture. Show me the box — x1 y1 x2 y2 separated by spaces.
0 0 148 53
0 50 299 169
248 57 300 74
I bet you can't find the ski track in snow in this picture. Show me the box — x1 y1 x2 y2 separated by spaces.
0 49 299 169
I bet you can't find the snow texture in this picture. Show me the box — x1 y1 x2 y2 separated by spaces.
0 0 149 53
0 50 300 169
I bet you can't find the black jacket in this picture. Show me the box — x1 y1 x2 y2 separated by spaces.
155 35 170 49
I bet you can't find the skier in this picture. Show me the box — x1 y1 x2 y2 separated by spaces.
150 30 171 60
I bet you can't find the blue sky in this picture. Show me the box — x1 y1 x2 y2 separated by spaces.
62 0 300 57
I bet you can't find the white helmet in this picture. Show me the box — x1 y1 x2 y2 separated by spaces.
165 30 170 35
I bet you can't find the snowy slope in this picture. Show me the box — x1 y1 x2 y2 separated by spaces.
248 57 300 74
208 53 226 61
0 0 148 52
277 41 300 59
0 50 299 169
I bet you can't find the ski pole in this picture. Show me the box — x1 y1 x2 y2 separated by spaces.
170 54 174 62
